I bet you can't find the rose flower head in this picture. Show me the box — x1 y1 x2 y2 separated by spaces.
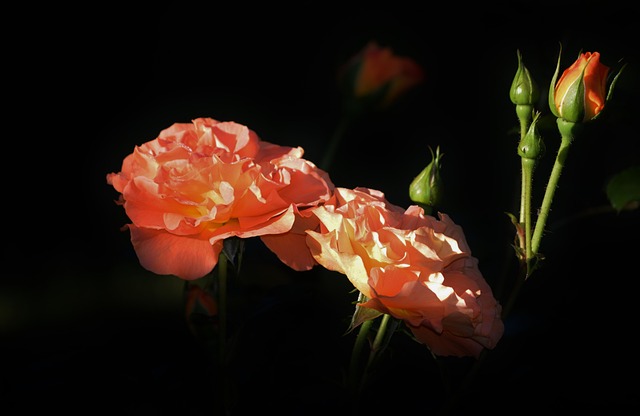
305 187 504 358
107 117 335 280
338 41 425 113
549 48 624 123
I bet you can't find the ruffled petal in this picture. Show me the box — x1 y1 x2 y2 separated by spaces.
128 225 222 280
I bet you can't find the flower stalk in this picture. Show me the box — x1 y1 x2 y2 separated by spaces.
521 157 535 264
531 119 575 256
510 49 541 271
217 252 228 367
348 307 396 404
348 318 373 395
517 112 544 274
516 104 534 225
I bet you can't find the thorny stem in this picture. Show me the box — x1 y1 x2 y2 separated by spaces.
531 119 575 258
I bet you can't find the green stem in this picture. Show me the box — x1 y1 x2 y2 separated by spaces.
516 104 533 224
519 166 527 225
521 157 535 274
217 253 229 415
531 119 575 257
346 313 392 413
368 314 390 361
348 314 373 395
218 253 228 366
516 105 532 140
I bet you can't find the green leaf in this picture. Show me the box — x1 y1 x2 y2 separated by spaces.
605 62 627 104
606 165 640 212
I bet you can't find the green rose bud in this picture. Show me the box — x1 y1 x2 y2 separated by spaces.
409 145 443 212
510 49 539 106
518 112 545 160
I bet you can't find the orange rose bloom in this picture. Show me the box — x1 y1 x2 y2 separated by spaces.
260 204 329 271
340 41 425 110
107 118 334 280
305 187 504 358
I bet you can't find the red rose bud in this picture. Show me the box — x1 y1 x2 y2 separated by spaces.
510 49 539 106
338 41 424 113
409 145 443 212
549 49 613 123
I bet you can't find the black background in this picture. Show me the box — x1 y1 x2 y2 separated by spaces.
4 2 640 414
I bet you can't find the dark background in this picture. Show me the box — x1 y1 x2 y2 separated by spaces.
4 2 639 414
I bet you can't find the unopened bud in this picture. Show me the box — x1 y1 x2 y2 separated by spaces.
518 112 545 160
409 145 444 211
510 50 539 106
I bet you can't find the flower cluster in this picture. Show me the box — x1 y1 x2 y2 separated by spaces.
107 40 631 413
107 116 503 359
509 47 624 274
